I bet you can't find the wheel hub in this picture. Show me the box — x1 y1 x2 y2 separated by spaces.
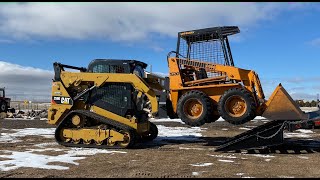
71 115 85 127
225 96 247 117
119 131 131 147
183 98 203 120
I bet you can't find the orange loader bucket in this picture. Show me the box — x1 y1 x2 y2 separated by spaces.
261 83 308 121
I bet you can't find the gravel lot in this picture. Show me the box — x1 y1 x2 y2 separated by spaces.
0 113 320 178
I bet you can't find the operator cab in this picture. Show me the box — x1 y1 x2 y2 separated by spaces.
176 26 239 66
87 59 148 78
167 26 240 82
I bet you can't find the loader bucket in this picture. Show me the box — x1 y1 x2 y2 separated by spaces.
261 83 308 121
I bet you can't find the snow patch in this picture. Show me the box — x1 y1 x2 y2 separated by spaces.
67 148 126 156
300 107 319 113
245 126 257 128
265 159 271 162
190 163 213 167
4 118 45 121
253 116 267 120
221 128 228 131
239 127 251 131
153 116 269 123
192 171 207 176
0 150 84 171
192 172 200 176
284 133 311 138
208 154 237 159
34 142 59 148
296 129 314 134
297 156 309 160
278 176 295 178
0 148 127 171
156 125 203 142
244 154 275 158
27 148 64 152
236 173 255 178
218 159 234 163
0 128 55 143
179 147 205 150
149 118 185 124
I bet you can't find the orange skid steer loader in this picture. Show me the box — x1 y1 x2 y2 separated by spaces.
162 26 320 151
165 26 303 126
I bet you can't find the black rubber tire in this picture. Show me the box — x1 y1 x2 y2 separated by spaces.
177 90 212 126
206 103 220 123
206 114 220 123
0 101 7 112
218 88 256 125
141 123 158 141
166 98 179 119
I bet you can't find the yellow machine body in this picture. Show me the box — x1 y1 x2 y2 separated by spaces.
48 63 159 148
168 57 265 114
167 57 305 124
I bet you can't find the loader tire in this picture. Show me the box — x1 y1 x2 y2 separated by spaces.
218 88 256 125
141 123 158 141
177 90 212 126
206 114 220 123
166 98 178 119
0 101 7 112
206 103 220 123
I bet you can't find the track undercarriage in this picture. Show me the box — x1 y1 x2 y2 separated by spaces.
54 110 158 149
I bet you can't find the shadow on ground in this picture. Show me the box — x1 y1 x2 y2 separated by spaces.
134 136 320 155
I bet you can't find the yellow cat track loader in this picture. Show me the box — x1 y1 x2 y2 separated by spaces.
48 60 159 148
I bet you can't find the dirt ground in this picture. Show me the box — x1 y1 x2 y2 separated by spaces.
0 118 320 178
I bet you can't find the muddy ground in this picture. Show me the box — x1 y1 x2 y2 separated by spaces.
0 118 320 178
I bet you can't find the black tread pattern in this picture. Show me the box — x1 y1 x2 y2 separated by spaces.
177 90 213 126
206 101 220 123
166 99 179 119
141 122 158 141
206 114 220 123
54 110 138 149
218 88 256 125
0 101 7 112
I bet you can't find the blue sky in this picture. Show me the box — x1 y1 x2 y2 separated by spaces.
0 2 319 101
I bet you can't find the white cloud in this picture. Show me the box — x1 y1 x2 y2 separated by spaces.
0 2 309 42
288 92 318 101
308 38 320 47
0 61 53 101
0 39 14 43
150 72 168 78
261 77 320 101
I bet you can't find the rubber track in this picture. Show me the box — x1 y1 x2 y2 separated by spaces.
54 110 138 149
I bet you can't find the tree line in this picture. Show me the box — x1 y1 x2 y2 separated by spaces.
295 100 319 107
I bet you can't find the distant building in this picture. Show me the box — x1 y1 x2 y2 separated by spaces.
296 99 304 103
